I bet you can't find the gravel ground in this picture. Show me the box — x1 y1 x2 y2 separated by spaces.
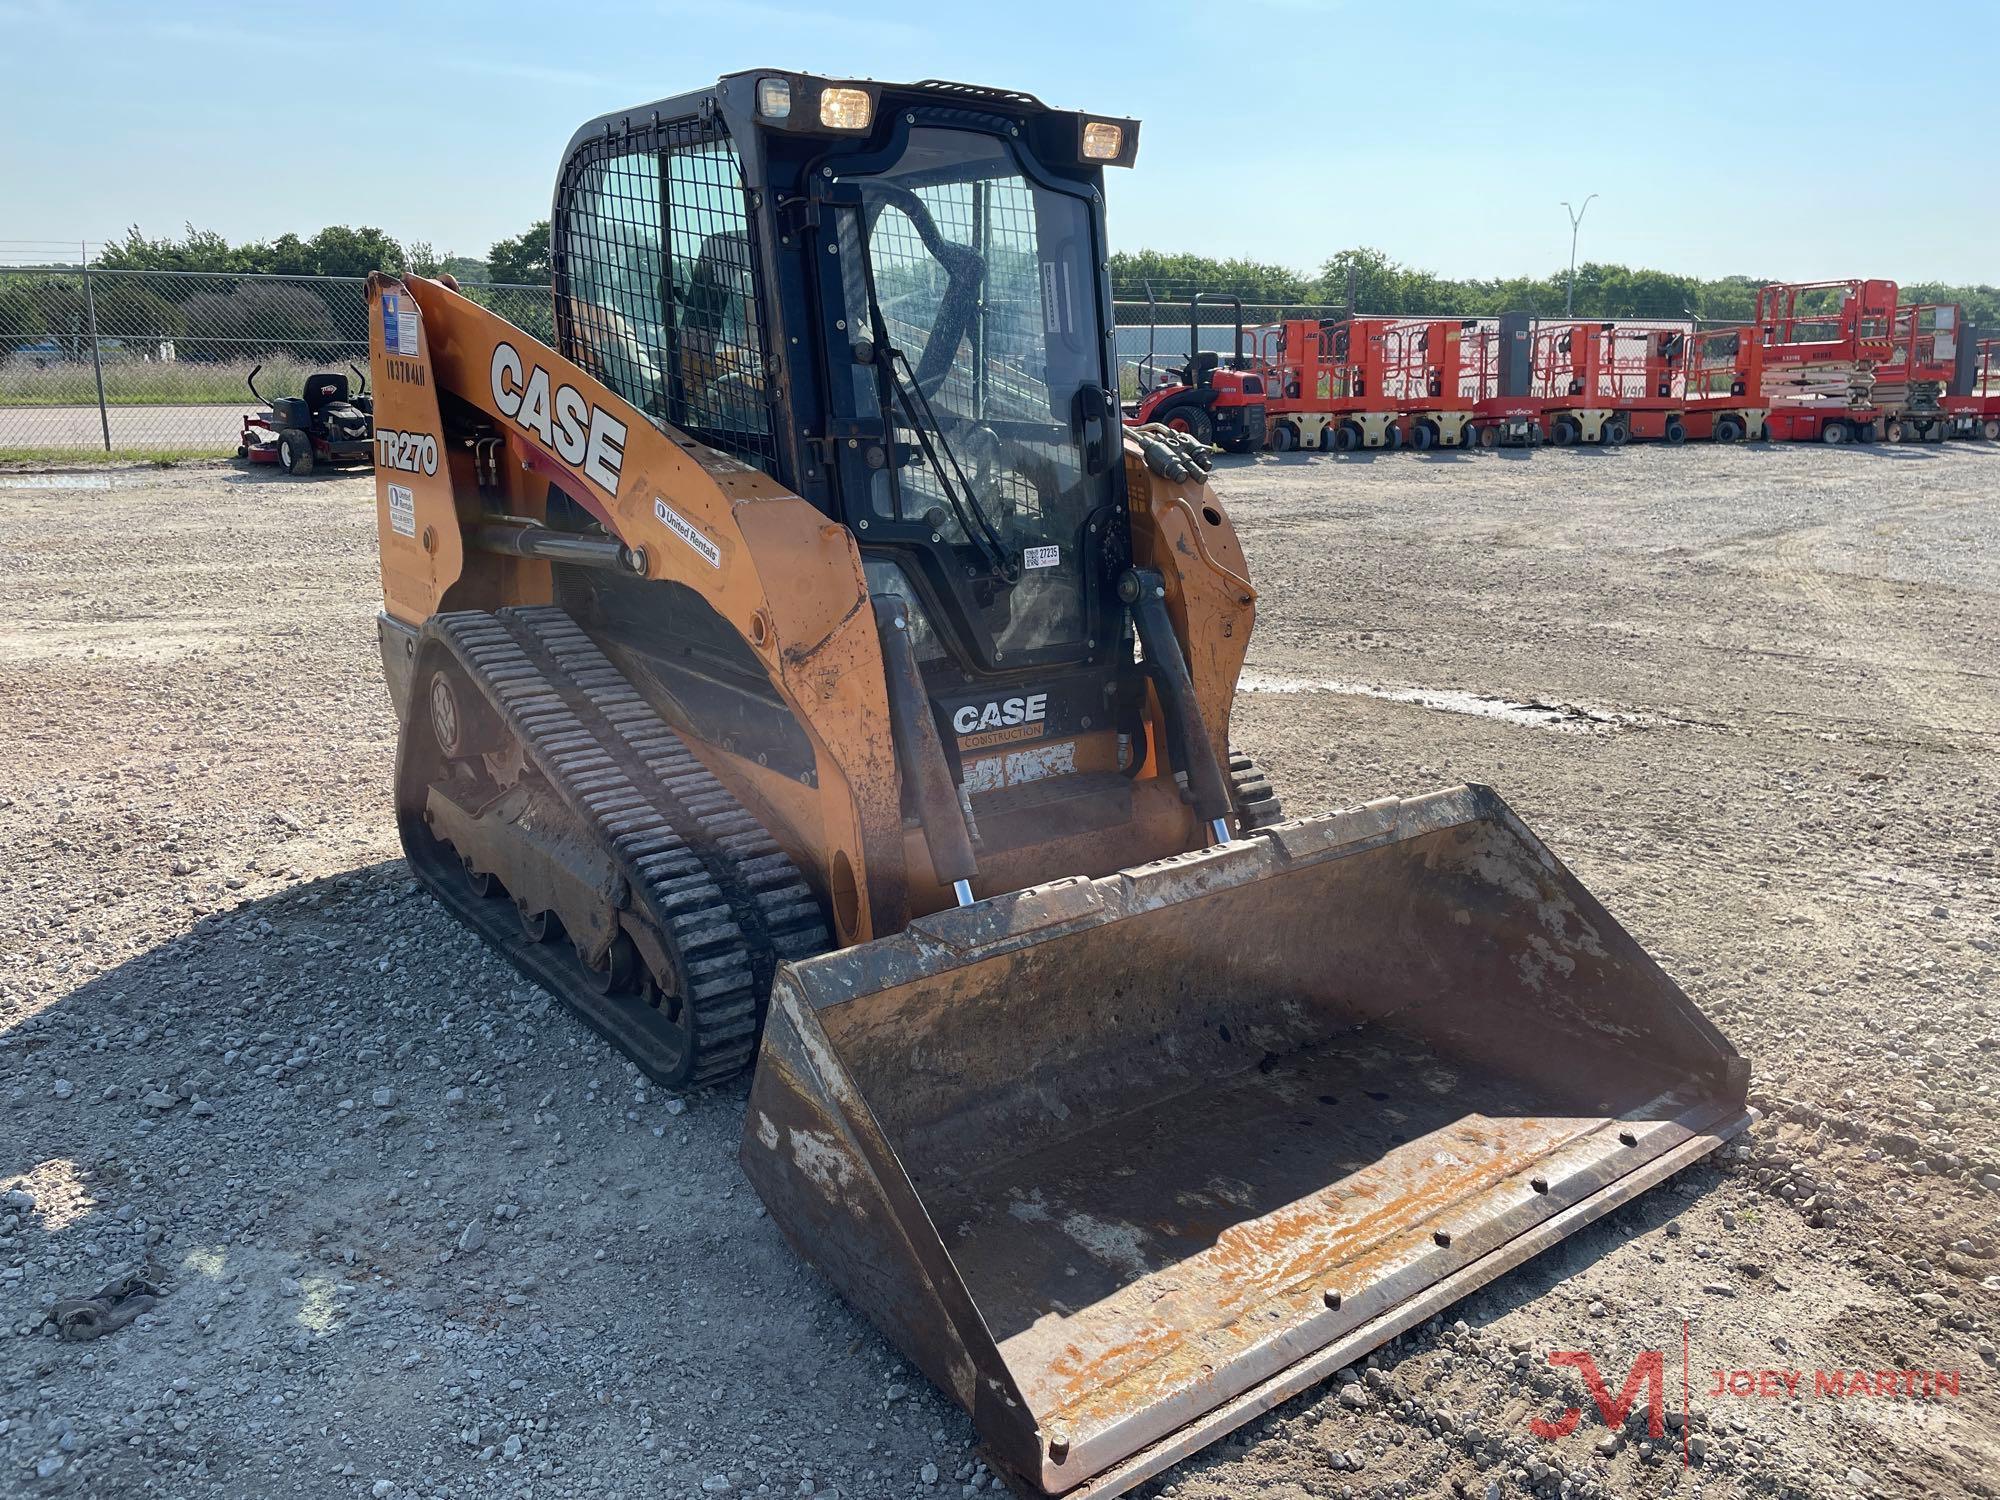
1 444 1996 1500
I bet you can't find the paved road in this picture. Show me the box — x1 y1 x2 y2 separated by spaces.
0 402 246 451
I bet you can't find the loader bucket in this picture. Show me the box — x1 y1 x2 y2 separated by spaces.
742 784 1750 1497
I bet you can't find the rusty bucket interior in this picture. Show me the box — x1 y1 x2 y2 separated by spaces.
743 785 1750 1497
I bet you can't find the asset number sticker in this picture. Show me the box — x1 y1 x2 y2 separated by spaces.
1023 545 1060 570
387 483 416 538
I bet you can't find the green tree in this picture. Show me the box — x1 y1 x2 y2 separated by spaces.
1110 250 1313 304
439 254 493 284
1902 280 2000 329
0 275 61 354
96 223 406 280
97 224 246 275
178 283 340 360
408 243 497 283
265 225 405 278
488 222 552 285
81 278 183 345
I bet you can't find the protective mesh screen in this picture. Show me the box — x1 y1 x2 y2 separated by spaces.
555 117 777 475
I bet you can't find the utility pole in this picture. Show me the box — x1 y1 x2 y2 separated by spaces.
1561 195 1597 317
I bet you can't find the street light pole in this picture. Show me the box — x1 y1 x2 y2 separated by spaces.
1561 194 1598 317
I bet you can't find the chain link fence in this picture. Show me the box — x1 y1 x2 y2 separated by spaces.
0 267 550 458
3 269 1779 453
1113 300 1348 397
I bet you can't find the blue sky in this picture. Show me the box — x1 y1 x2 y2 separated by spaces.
5 0 1996 283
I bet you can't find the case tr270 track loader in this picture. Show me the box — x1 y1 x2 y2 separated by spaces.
366 70 1751 1498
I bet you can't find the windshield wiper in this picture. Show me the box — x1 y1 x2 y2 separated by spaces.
878 339 1017 582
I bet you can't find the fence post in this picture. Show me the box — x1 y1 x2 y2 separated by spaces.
80 244 111 453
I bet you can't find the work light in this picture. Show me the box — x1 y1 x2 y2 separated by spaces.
1080 121 1123 160
819 87 873 131
755 77 792 120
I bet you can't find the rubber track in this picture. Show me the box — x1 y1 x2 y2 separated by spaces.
428 608 829 1085
1228 748 1286 833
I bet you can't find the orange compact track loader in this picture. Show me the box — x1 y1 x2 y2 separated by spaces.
368 71 1751 1498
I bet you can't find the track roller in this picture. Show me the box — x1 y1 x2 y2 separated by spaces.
395 607 830 1087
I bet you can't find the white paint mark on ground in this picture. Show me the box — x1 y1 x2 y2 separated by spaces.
0 473 114 490
1239 670 1630 734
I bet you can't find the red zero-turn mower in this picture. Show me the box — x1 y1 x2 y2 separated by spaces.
238 364 375 474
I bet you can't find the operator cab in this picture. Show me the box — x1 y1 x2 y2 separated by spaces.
549 72 1138 680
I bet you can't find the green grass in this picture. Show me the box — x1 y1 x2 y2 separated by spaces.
0 356 348 408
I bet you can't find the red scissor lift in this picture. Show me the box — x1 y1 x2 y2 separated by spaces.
1257 316 1411 451
1529 321 1657 445
1942 335 2000 441
1873 303 1962 443
1515 320 1764 445
1389 318 1484 449
1758 279 1895 444
1680 326 1767 441
1249 310 1773 452
1462 313 1543 447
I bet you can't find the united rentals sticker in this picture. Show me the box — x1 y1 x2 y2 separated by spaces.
654 497 722 569
387 483 416 538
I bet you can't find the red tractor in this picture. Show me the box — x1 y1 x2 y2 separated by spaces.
1126 293 1267 452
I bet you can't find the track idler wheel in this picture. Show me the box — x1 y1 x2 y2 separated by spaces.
583 932 640 995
